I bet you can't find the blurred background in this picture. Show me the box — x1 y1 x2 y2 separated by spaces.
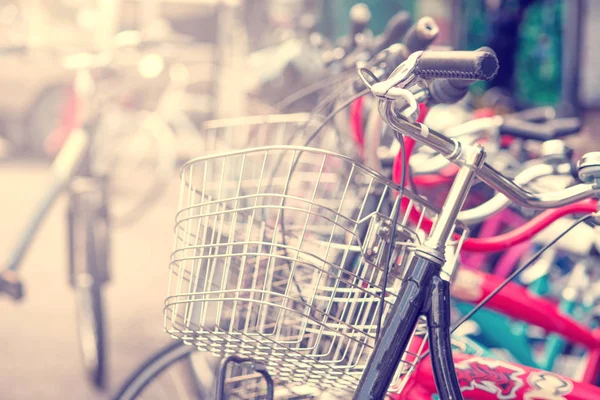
1 0 599 399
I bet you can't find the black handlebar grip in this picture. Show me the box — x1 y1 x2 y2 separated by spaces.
414 49 499 81
403 17 439 53
349 3 372 37
370 11 412 55
429 78 473 105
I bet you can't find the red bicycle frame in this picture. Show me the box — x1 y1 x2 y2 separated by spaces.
390 351 600 400
45 84 80 156
349 98 600 396
452 267 600 384
384 321 600 400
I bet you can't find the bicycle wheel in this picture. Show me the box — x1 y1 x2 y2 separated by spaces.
68 177 110 389
74 278 106 388
91 108 177 226
113 342 214 400
114 342 316 400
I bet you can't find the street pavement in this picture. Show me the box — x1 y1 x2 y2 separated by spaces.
0 159 180 399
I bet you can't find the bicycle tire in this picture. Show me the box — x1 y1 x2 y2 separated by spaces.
92 109 177 227
113 342 311 400
112 341 210 400
74 280 106 389
68 183 109 389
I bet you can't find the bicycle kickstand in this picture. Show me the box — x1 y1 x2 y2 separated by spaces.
0 270 24 300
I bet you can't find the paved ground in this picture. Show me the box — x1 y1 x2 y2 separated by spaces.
0 159 180 399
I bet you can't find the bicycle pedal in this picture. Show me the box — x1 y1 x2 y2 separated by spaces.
0 271 24 300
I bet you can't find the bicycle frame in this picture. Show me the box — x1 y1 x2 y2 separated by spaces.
3 129 90 274
348 92 600 397
2 69 94 274
1 69 111 289
458 209 588 370
452 267 600 383
390 351 600 400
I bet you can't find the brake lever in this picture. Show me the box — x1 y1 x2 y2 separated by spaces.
370 51 423 98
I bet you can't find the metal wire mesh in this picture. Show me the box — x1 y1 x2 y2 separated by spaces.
165 145 464 393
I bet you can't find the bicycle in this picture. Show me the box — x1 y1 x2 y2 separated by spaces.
163 50 600 400
0 44 177 389
111 6 600 398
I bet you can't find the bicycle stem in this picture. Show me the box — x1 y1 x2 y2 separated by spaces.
417 146 487 400
424 144 486 256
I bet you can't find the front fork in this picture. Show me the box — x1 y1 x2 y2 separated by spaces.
353 143 486 400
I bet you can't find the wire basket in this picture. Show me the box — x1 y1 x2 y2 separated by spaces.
164 145 465 393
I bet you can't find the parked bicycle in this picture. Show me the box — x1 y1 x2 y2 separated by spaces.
0 39 178 389
113 8 600 400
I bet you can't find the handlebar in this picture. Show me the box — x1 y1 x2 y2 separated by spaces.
511 106 557 122
426 47 494 104
413 49 499 81
429 77 474 105
356 17 438 79
462 199 598 252
408 115 580 179
458 162 573 224
338 3 372 54
379 101 598 209
349 3 371 38
501 116 582 141
403 16 439 53
369 11 412 55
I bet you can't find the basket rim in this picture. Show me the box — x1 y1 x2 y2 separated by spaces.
181 145 397 191
178 144 467 232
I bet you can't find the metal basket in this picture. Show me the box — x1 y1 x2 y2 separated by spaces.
164 145 465 393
